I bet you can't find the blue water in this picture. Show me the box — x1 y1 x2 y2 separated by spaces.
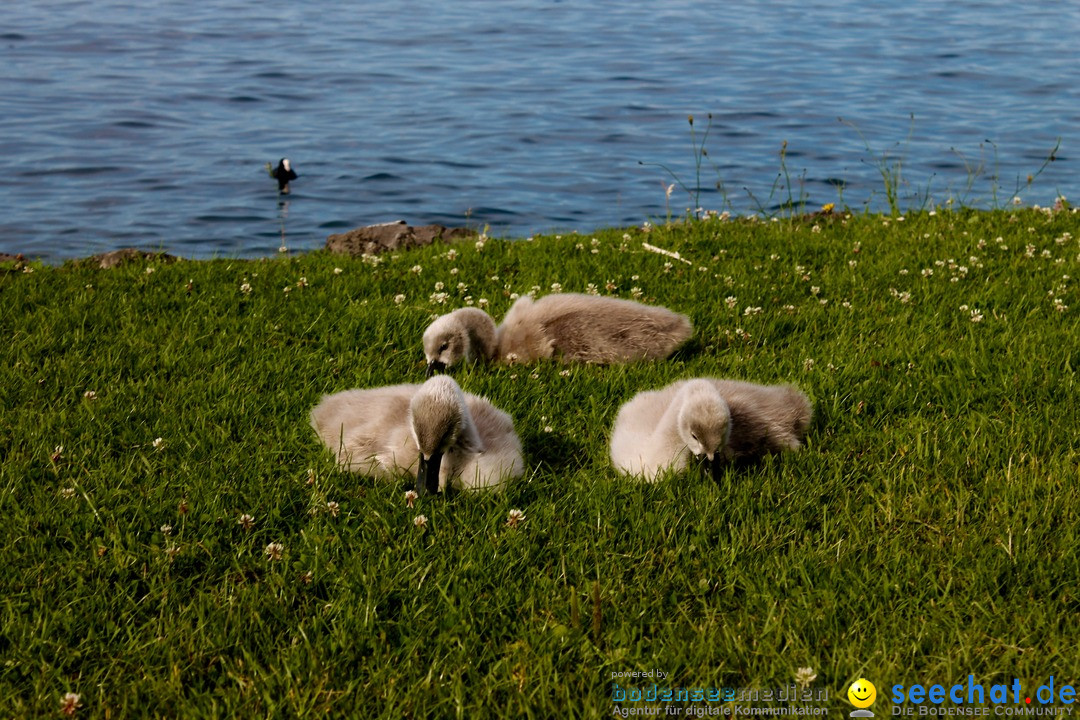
3 1 1078 260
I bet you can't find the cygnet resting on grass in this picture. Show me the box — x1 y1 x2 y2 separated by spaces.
423 293 692 375
310 375 523 495
610 378 812 482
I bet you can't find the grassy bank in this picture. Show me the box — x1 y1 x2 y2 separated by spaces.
1 209 1078 718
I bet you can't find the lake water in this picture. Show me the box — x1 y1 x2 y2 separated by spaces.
3 0 1078 261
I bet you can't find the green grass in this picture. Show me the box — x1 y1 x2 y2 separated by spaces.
1 209 1078 718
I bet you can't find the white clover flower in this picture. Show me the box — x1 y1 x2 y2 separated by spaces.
413 514 428 528
478 298 489 308
550 282 562 293
393 294 406 305
559 369 571 377
144 266 155 275
283 286 292 294
810 286 820 296
630 287 643 299
152 437 164 449
411 265 423 274
848 260 858 268
160 524 172 536
446 249 458 261
743 306 762 316
265 542 284 561
725 296 737 309
506 509 526 528
803 358 815 371
970 309 984 323
333 267 343 275
921 268 933 278
795 667 817 689
429 292 449 305
83 390 97 400
405 490 418 508
434 281 444 291
326 501 340 518
811 225 821 233
60 692 82 716
240 281 253 295
543 425 553 433
509 292 520 300
238 513 255 531
60 487 76 500
585 284 599 296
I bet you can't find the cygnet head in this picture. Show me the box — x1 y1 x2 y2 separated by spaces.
408 375 483 494
676 381 732 478
423 313 471 376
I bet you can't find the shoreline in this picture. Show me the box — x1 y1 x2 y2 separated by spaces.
3 206 1076 270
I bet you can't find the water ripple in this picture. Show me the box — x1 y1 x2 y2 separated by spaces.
2 0 1077 260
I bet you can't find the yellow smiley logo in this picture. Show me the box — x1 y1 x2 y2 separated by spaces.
847 678 877 708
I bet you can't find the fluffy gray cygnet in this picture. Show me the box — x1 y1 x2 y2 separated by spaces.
422 293 692 375
610 378 812 481
310 375 523 494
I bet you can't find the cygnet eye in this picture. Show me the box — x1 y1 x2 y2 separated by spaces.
690 433 699 442
439 342 449 352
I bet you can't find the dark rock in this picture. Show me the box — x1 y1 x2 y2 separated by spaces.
84 248 181 269
325 221 476 257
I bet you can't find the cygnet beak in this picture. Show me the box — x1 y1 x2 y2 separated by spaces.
426 360 446 378
415 451 443 496
709 453 725 484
